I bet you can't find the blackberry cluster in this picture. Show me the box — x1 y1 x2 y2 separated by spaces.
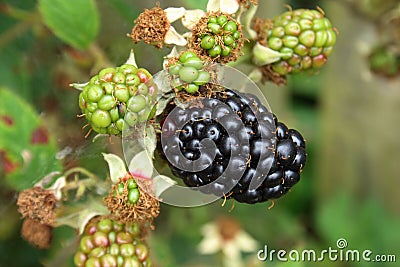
190 13 243 63
168 51 210 94
78 64 157 135
160 89 307 204
74 217 152 267
266 8 336 75
113 178 140 205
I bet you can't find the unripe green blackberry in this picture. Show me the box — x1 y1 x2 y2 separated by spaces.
266 8 337 75
104 174 160 227
190 12 244 63
74 217 152 267
79 64 158 135
168 51 211 94
114 178 140 205
369 45 400 77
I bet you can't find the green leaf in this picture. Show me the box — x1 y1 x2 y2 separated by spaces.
54 196 109 234
0 88 62 190
38 0 99 49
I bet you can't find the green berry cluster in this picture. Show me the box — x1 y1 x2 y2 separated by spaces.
267 9 337 75
200 14 241 58
369 45 400 77
74 217 152 267
114 178 140 205
168 51 210 94
79 64 158 135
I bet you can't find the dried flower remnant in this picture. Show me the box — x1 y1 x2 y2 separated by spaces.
104 174 160 229
17 186 57 226
21 218 53 249
130 6 187 48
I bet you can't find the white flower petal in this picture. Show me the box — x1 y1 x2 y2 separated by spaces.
182 9 206 30
235 231 259 252
220 0 239 14
164 26 187 46
222 241 241 259
222 243 244 267
48 176 66 201
164 7 186 23
207 0 220 13
128 150 153 179
198 234 223 254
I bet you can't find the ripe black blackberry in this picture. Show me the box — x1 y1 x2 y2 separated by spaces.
159 88 307 204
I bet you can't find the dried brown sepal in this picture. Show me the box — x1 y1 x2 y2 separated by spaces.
129 7 170 49
21 218 52 249
17 186 57 226
251 17 272 44
189 12 244 63
104 174 160 230
260 64 287 85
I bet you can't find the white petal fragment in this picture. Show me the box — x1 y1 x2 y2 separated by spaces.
252 42 283 66
235 231 259 252
207 0 220 13
124 49 138 67
164 26 188 46
207 0 239 14
128 150 153 179
164 7 186 23
220 0 240 14
182 9 206 30
48 176 66 201
102 153 127 184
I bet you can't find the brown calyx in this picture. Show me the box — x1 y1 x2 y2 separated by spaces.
189 11 244 63
130 6 170 49
104 175 160 230
21 218 53 249
17 186 57 226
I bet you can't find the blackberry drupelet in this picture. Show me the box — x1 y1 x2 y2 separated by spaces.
159 88 307 204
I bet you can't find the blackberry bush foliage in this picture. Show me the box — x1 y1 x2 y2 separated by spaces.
6 0 337 265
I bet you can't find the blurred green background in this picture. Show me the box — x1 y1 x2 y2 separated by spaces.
0 0 399 266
